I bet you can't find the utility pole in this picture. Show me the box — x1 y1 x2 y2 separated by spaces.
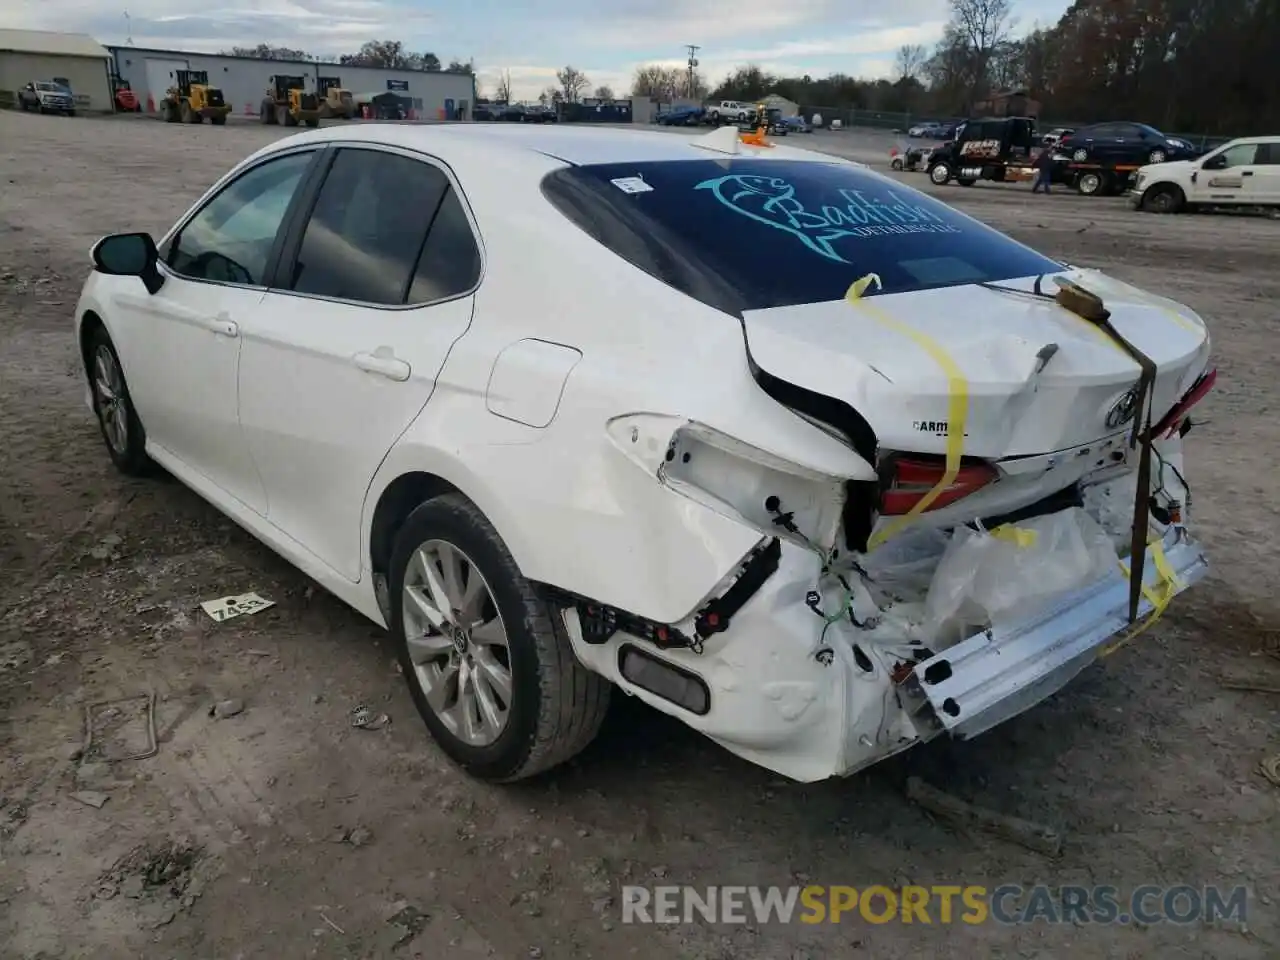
685 44 700 99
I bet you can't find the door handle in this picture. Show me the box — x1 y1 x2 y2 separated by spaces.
353 349 411 382
204 312 239 337
1242 170 1254 177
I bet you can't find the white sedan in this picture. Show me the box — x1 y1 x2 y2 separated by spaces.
76 122 1215 783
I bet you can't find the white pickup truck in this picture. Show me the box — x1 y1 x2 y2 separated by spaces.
704 100 753 125
1130 135 1280 213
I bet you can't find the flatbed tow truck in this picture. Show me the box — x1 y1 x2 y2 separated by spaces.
1054 158 1144 197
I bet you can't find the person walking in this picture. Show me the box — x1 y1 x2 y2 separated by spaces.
1031 147 1054 194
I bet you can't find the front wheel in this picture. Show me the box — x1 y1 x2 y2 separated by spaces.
928 162 951 185
1142 184 1185 214
390 494 610 782
86 326 151 475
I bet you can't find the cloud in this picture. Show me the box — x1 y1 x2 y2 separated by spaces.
2 0 1060 101
4 1 435 56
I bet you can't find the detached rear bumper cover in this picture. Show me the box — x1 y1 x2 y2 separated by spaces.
900 527 1207 740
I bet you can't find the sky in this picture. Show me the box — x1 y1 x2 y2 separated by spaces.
2 0 1071 100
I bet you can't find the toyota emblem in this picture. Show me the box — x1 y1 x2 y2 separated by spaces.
1105 385 1141 429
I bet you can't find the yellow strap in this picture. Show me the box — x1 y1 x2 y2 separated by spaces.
1099 539 1181 659
989 524 1038 547
846 274 969 550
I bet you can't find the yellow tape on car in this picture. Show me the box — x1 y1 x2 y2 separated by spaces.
845 273 968 550
1098 539 1182 659
990 524 1038 548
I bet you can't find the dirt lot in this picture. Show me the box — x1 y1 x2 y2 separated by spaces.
1 111 1278 960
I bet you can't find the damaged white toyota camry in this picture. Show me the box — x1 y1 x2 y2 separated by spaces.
74 122 1215 783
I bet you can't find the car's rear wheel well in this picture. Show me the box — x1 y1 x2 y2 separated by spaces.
79 311 106 377
369 472 463 579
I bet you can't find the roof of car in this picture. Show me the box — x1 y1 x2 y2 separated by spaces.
268 121 851 168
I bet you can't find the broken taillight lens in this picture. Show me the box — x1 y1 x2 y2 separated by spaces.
880 455 998 516
1150 367 1216 439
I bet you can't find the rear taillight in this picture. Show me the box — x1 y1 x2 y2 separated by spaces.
880 455 998 516
1151 367 1216 438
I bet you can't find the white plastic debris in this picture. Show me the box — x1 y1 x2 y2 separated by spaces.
924 507 1119 647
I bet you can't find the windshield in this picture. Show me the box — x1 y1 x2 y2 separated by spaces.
35 82 62 91
542 159 1061 314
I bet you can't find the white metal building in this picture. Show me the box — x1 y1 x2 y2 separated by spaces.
0 29 113 112
761 94 799 117
108 47 476 120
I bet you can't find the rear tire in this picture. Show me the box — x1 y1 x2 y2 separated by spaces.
390 494 610 782
1076 171 1104 196
85 326 151 476
957 177 977 187
211 114 226 126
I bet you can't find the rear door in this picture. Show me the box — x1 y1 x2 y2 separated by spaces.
236 144 484 582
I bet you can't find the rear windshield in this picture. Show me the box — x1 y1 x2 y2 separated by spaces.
542 158 1061 314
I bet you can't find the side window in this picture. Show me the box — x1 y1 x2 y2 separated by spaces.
288 148 449 305
407 187 482 303
1256 143 1279 165
167 151 313 286
1219 143 1259 168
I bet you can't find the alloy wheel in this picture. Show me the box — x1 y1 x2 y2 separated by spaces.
94 345 128 454
1149 149 1167 164
401 539 513 747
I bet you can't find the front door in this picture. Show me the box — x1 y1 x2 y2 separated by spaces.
1191 141 1260 204
114 148 319 514
237 145 484 581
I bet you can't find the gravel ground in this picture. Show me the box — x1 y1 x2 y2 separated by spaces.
1 111 1278 960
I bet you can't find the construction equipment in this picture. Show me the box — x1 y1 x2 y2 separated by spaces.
316 76 355 120
162 70 231 125
260 75 320 128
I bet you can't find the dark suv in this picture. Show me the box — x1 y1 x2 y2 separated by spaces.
1057 123 1198 166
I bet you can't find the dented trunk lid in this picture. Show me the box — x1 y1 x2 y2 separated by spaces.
743 269 1211 527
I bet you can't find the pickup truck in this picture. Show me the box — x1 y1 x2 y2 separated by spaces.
704 100 753 125
1130 135 1280 213
17 80 76 115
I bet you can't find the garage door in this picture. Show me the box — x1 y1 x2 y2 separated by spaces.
144 58 187 105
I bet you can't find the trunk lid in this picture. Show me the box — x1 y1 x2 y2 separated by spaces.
743 269 1211 528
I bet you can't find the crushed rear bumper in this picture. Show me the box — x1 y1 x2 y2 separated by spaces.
898 527 1207 740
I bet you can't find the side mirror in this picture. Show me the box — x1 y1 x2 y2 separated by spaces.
91 232 164 295
1202 154 1226 170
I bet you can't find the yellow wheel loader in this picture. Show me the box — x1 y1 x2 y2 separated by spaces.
259 75 320 128
317 77 355 120
162 70 231 125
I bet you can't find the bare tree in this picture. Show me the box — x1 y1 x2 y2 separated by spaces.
495 69 513 103
593 85 615 100
556 65 589 104
223 44 310 60
631 64 683 102
949 0 1014 101
895 44 929 82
